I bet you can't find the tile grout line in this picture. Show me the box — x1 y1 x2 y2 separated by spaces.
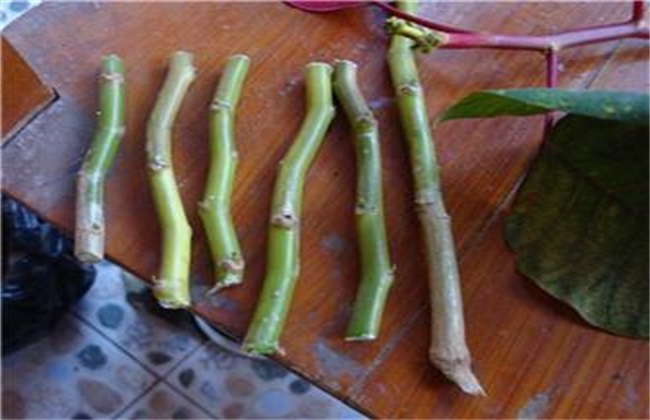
160 339 256 418
74 308 365 419
70 309 213 418
111 376 164 419
161 337 208 378
160 376 219 418
56 313 162 419
71 294 209 377
71 311 163 379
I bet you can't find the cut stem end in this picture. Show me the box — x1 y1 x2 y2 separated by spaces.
431 354 486 396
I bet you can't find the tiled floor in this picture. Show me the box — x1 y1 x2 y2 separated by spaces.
0 0 41 31
2 262 364 419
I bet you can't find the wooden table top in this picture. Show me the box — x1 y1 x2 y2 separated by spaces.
3 2 648 418
1 37 54 142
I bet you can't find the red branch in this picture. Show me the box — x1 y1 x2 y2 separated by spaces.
546 49 558 89
543 49 558 142
633 0 647 21
376 0 647 142
378 0 648 52
441 21 648 51
379 0 648 91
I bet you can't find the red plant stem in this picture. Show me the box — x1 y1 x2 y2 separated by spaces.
377 0 647 140
543 49 559 140
441 21 648 52
546 49 559 88
632 0 646 22
377 0 648 52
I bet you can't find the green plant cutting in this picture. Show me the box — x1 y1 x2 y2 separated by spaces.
199 54 250 292
333 60 395 341
387 0 484 395
75 54 125 263
243 62 336 354
146 51 196 309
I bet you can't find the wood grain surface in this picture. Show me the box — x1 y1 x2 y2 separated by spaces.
1 36 54 142
3 2 648 418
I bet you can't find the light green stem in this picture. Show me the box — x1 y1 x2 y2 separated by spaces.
333 60 394 341
243 62 335 354
384 17 447 53
74 55 125 263
199 54 250 292
146 51 196 309
388 1 485 395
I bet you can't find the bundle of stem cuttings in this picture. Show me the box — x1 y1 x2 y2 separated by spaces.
73 0 647 398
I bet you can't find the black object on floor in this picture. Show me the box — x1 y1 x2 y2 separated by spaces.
2 196 96 355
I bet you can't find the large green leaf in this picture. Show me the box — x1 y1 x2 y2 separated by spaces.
439 89 649 125
506 115 648 338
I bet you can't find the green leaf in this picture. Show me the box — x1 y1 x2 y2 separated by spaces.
506 114 649 338
439 89 649 125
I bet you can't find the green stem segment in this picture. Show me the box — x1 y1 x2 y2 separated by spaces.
199 54 250 292
387 1 485 395
146 51 196 309
333 60 394 341
74 55 125 263
243 62 335 354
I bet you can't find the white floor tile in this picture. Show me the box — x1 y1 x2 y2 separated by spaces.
118 381 213 419
75 262 205 376
166 342 365 419
2 315 155 419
